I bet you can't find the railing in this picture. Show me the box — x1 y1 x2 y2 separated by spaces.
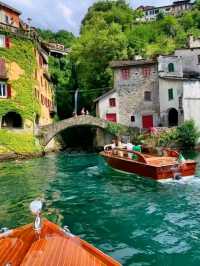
105 147 148 164
0 22 39 41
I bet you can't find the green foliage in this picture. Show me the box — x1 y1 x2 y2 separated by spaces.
0 130 41 154
142 121 200 149
0 38 39 120
37 29 75 47
106 122 125 136
48 56 74 118
157 129 178 147
0 37 42 154
71 18 128 105
81 0 136 32
176 120 200 148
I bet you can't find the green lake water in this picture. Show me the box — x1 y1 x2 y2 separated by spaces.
0 152 200 266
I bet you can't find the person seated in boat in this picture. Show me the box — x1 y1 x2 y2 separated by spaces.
104 139 116 152
123 142 134 159
116 137 125 157
131 144 142 160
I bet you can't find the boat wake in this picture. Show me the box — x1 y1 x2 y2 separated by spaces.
159 175 198 184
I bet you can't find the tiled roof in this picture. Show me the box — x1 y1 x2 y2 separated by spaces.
94 88 116 103
0 1 21 15
110 59 157 68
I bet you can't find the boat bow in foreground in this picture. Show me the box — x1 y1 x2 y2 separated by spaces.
0 200 121 266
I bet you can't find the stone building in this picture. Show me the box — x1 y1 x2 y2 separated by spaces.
137 0 193 22
95 89 118 123
158 48 200 129
95 59 160 129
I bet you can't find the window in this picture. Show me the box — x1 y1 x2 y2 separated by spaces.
198 55 200 65
168 63 175 72
168 88 174 100
0 35 5 48
179 96 183 109
5 16 9 24
0 82 7 98
109 98 116 107
131 115 135 122
121 68 130 80
143 67 151 77
144 91 152 101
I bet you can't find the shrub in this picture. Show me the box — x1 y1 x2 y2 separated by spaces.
106 122 125 136
176 120 200 148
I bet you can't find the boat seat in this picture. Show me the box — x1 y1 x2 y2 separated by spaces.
21 236 108 266
146 156 177 166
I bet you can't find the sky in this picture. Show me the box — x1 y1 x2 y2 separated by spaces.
6 0 172 35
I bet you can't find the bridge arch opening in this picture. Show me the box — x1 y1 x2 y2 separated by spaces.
60 126 97 151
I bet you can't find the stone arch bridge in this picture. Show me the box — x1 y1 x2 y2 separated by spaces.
37 115 124 147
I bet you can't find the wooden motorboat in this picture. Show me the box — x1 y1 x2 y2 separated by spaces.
100 148 196 181
0 200 121 266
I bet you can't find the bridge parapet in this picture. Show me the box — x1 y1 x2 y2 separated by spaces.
37 115 114 147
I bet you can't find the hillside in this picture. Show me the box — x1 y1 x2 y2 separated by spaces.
37 0 200 114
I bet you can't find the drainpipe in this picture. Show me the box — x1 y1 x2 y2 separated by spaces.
74 89 79 116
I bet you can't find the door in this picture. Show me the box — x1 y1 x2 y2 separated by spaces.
142 115 153 128
168 108 178 127
106 113 117 122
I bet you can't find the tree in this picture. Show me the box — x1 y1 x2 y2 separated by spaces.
71 16 128 108
81 0 134 32
37 29 75 47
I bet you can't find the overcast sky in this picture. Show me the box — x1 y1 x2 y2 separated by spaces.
6 0 171 35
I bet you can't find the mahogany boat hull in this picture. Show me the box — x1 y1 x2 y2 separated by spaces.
100 152 196 181
0 219 121 266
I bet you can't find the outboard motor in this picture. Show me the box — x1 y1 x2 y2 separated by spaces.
171 166 182 180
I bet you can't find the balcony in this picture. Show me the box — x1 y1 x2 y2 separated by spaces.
0 22 39 40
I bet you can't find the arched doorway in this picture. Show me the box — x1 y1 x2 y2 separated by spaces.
1 112 23 129
168 108 178 127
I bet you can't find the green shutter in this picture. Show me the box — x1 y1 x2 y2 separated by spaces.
168 88 173 100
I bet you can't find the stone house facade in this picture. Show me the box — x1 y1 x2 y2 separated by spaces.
96 35 200 131
95 60 160 129
95 89 119 123
158 47 200 129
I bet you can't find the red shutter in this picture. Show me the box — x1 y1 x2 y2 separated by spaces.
143 67 151 77
41 94 44 105
121 68 130 80
106 113 117 122
0 59 6 78
5 37 11 48
7 84 11 98
109 98 116 107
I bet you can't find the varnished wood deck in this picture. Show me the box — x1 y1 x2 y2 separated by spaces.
0 220 121 266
